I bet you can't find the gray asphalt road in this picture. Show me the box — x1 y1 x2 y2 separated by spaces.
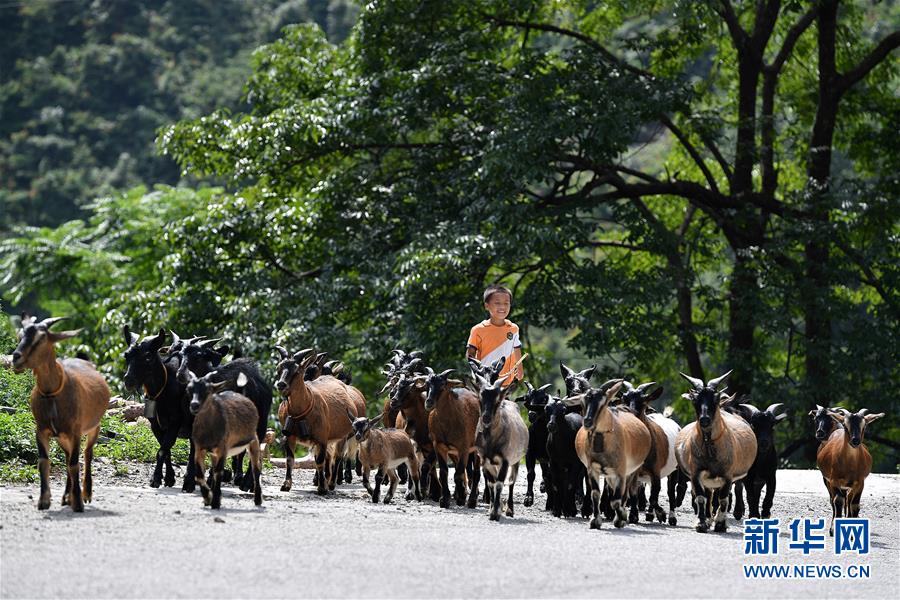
1 463 898 599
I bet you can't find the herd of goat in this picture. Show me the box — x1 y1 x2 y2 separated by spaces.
5 316 886 536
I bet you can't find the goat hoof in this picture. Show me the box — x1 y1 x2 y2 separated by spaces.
714 520 727 533
62 494 70 506
222 469 233 483
614 517 627 528
645 512 654 522
590 519 602 530
72 502 85 513
505 508 514 518
467 498 477 509
733 511 744 521
695 522 709 533
280 481 292 492
211 501 221 510
371 494 379 503
383 496 393 505
628 512 639 525
668 515 677 526
317 488 328 496
182 483 196 494
405 492 415 501
149 479 161 489
439 496 449 509
523 495 534 507
37 497 51 510
489 512 500 522
761 510 771 519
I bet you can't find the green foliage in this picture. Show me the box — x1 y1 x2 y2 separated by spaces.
95 415 190 464
0 460 38 484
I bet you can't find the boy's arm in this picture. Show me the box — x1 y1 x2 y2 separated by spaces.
511 346 523 380
466 345 477 359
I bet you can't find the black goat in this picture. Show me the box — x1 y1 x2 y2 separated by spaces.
544 397 586 518
733 402 787 520
174 341 273 492
122 327 196 492
560 362 596 396
518 382 554 509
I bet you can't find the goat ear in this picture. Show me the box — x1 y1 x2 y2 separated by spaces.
369 413 384 426
123 325 138 347
774 412 788 422
647 387 664 402
346 409 356 424
582 364 597 380
236 372 248 388
828 412 844 425
48 329 82 342
210 379 229 393
559 361 575 379
808 408 818 418
447 379 464 388
864 413 885 424
275 345 289 360
681 392 693 401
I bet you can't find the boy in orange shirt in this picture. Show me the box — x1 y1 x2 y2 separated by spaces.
466 284 524 385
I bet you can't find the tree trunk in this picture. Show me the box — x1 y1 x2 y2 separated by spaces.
727 250 757 396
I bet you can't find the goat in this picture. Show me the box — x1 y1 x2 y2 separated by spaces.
570 380 649 529
809 404 838 443
560 362 596 397
731 402 787 520
675 370 757 533
348 412 422 503
274 347 365 495
388 372 441 500
423 367 481 509
472 374 528 521
544 397 587 518
622 381 681 525
519 382 554 509
186 370 262 508
123 326 198 492
12 316 109 512
468 356 506 386
817 408 884 535
174 339 273 492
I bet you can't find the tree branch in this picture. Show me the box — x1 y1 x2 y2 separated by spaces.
836 30 900 96
765 5 818 75
481 13 655 80
832 238 900 320
716 0 748 46
659 114 721 195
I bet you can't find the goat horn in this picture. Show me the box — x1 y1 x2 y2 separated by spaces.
538 383 553 393
293 348 314 361
815 404 824 411
199 338 222 348
858 408 869 417
598 378 623 393
707 370 733 391
679 372 705 391
621 380 635 392
439 368 454 378
169 330 182 345
40 316 67 329
525 381 534 392
765 403 785 415
275 345 289 359
636 381 656 393
408 351 423 359
425 366 434 375
739 403 760 415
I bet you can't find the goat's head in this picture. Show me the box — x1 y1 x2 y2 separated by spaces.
680 370 732 429
828 408 884 448
475 375 517 427
738 402 787 450
185 369 241 415
174 338 227 384
122 326 166 392
348 411 383 441
560 361 596 396
545 398 571 434
468 356 506 385
389 373 426 411
304 352 328 381
424 367 462 412
569 379 623 429
11 316 80 373
517 382 554 423
808 404 838 441
274 346 315 396
622 381 663 415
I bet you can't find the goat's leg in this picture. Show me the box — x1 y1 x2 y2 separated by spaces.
714 481 731 532
281 435 297 492
490 460 509 521
675 471 688 507
211 454 225 509
195 448 211 505
248 439 263 506
692 476 709 533
82 425 100 503
384 469 399 504
315 444 329 495
434 452 451 508
581 472 592 518
544 461 555 512
648 474 665 523
466 453 481 508
747 480 762 519
343 454 353 484
183 438 197 493
627 478 640 524
611 476 629 528
152 427 178 489
600 479 615 520
453 454 468 507
666 473 678 526
36 430 52 510
505 463 519 517
64 435 84 512
523 450 536 507
163 450 176 488
761 473 776 518
372 467 383 503
733 480 746 520
397 462 408 484
406 453 422 501
637 482 647 512
59 435 72 507
232 451 247 491
849 482 863 518
588 471 603 529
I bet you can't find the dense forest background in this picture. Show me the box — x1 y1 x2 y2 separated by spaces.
1 0 897 470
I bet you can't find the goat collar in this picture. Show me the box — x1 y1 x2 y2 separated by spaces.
39 363 67 398
143 360 168 401
287 383 316 420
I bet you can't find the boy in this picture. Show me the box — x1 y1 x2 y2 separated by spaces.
466 284 523 385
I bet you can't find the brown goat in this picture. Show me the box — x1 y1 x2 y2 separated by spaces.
421 367 482 509
12 316 109 512
675 371 757 533
187 370 262 508
571 380 650 529
817 408 884 535
274 347 365 495
388 373 441 500
349 413 422 503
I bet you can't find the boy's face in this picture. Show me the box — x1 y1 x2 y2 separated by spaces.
484 292 511 322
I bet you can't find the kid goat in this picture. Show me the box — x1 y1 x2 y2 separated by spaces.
348 412 422 504
12 316 109 512
817 408 884 535
674 370 757 533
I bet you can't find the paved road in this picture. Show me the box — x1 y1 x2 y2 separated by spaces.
1 463 898 599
